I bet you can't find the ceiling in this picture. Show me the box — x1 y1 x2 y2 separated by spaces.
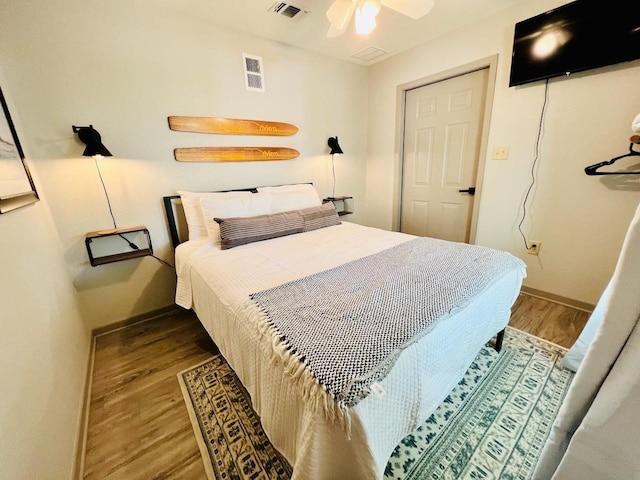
208 0 519 65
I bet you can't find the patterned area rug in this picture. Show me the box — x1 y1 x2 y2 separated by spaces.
178 327 573 480
178 355 292 480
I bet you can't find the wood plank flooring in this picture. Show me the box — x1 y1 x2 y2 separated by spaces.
82 311 217 479
81 293 590 478
509 294 590 348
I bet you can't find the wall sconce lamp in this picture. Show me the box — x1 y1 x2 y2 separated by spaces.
71 125 162 267
72 125 112 157
72 124 119 229
327 136 344 199
328 136 343 155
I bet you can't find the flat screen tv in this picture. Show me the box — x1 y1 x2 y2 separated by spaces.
509 0 640 87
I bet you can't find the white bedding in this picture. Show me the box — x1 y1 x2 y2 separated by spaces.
175 222 526 479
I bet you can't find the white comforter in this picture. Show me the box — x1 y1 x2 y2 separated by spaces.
175 222 526 479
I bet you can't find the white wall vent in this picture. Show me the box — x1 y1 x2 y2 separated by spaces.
269 2 310 21
242 53 265 92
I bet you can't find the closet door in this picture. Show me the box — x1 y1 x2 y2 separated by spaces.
400 68 488 242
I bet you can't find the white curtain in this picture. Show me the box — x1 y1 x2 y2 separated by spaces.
561 279 612 372
533 200 640 480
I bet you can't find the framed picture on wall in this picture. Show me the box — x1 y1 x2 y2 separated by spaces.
0 84 39 214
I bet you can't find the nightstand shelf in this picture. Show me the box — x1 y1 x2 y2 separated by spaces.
323 196 353 216
85 226 153 267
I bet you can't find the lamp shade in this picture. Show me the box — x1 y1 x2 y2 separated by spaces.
328 136 343 155
72 125 112 157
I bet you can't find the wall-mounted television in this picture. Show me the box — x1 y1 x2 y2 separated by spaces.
509 1 640 87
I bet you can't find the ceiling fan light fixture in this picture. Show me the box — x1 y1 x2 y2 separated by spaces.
326 0 434 38
361 0 381 18
355 5 377 34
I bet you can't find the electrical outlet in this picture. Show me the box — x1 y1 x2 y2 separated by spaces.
527 241 541 255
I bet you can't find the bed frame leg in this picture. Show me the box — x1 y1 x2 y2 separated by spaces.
494 329 505 352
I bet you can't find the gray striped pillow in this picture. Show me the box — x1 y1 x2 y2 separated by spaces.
215 210 304 250
300 202 341 232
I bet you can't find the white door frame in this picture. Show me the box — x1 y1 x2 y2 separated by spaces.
392 55 498 244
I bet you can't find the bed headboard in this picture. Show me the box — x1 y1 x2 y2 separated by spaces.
163 183 312 248
163 187 257 248
162 195 188 248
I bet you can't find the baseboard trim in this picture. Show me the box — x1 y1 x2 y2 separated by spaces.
520 286 595 313
73 335 96 480
92 305 183 338
74 304 185 479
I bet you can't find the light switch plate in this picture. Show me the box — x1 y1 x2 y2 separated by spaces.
492 145 510 160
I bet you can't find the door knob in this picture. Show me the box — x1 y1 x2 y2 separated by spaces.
458 187 476 195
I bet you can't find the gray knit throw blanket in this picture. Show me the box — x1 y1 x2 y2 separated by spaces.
250 237 525 410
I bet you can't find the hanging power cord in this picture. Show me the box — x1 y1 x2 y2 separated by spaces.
331 153 337 199
517 78 550 250
94 157 174 269
95 157 118 230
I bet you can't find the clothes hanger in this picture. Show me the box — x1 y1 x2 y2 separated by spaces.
585 135 640 176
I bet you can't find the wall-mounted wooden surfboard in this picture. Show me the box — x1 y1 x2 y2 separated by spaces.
168 116 298 136
174 146 300 162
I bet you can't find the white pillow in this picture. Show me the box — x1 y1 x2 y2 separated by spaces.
257 183 316 193
199 192 272 244
177 190 253 241
257 184 322 213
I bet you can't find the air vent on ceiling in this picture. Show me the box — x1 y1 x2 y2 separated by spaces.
242 53 265 92
351 46 389 63
269 2 310 21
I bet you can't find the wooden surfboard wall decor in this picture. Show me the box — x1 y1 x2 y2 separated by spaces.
174 146 300 162
168 116 299 136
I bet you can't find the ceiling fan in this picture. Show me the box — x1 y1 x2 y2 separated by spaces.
326 0 435 37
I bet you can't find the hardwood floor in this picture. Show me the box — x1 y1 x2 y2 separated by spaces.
82 310 217 479
509 293 590 348
80 293 590 478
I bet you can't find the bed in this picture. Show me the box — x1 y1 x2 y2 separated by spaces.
165 184 526 480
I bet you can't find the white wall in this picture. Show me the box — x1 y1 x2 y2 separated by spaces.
0 2 367 476
366 0 640 305
1 1 638 475
0 201 89 480
0 0 368 330
0 76 90 478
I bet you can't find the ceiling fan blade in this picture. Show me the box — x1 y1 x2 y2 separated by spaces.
326 0 356 30
326 22 347 38
381 0 435 19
